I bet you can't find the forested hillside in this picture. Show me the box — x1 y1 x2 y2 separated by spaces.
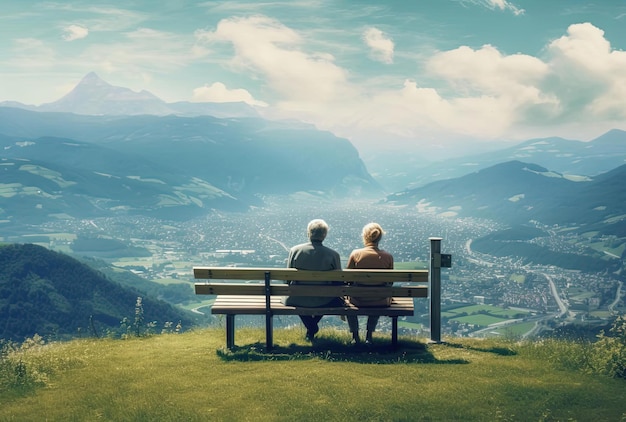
0 243 197 341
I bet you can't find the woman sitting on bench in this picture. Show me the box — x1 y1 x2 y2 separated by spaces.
346 222 394 345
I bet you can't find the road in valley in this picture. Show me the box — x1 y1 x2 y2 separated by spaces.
608 281 623 314
465 239 572 338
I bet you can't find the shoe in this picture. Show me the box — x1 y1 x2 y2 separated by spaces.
350 333 361 345
305 325 319 341
365 332 373 345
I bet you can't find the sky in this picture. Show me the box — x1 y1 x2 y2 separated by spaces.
1 0 626 152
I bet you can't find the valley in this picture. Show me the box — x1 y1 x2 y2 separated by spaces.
1 81 625 341
4 200 623 339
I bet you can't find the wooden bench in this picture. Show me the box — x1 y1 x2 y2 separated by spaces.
194 267 429 349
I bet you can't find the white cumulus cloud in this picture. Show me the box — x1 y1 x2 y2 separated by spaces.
62 24 89 41
193 17 624 146
363 27 394 64
192 82 267 106
427 44 550 102
545 23 626 120
335 22 625 144
195 15 354 104
460 0 524 16
403 22 625 140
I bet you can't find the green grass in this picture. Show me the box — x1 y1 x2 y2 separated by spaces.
1 327 625 421
490 321 537 337
443 304 531 329
452 304 525 316
452 314 507 326
394 261 428 270
152 277 190 285
509 274 526 283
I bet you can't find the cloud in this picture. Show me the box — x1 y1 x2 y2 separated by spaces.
545 23 626 120
200 0 321 13
327 43 554 142
344 79 516 142
488 0 524 15
195 15 354 104
192 82 268 106
362 27 394 64
8 38 56 68
62 24 89 41
78 28 203 75
193 16 624 145
44 4 147 32
427 44 550 102
374 22 625 142
460 0 525 16
330 22 626 145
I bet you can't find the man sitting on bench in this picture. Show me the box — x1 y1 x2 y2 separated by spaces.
282 219 345 341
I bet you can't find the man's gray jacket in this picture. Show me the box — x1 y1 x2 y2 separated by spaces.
282 240 342 307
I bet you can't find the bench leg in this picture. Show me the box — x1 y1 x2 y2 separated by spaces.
266 314 273 350
391 317 398 349
226 315 235 349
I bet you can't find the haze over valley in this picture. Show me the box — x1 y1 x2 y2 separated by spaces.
3 0 626 342
1 73 625 341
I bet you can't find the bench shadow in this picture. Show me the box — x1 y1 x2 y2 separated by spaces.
443 341 518 356
216 336 469 364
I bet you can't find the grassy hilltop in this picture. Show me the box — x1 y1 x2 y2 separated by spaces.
1 325 626 421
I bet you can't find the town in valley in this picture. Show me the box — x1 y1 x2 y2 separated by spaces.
8 199 624 339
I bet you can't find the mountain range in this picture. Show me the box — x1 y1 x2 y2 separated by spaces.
0 72 261 119
1 72 626 239
387 160 626 238
370 129 626 192
0 74 381 226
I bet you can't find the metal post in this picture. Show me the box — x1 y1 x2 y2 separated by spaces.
391 316 398 349
429 237 442 343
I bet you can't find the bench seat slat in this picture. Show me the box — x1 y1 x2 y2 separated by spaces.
211 296 414 316
195 283 427 298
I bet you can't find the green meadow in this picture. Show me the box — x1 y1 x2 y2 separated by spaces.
2 323 625 421
443 304 532 331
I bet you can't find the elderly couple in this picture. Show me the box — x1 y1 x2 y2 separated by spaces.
282 219 393 345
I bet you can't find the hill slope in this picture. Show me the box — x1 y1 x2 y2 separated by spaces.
0 243 197 341
373 129 626 191
462 129 626 178
387 160 626 231
1 329 625 421
0 107 381 225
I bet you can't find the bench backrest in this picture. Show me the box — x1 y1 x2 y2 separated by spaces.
193 267 428 284
195 283 427 298
193 267 429 298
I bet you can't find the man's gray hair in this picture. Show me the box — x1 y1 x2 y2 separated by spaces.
307 219 329 242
